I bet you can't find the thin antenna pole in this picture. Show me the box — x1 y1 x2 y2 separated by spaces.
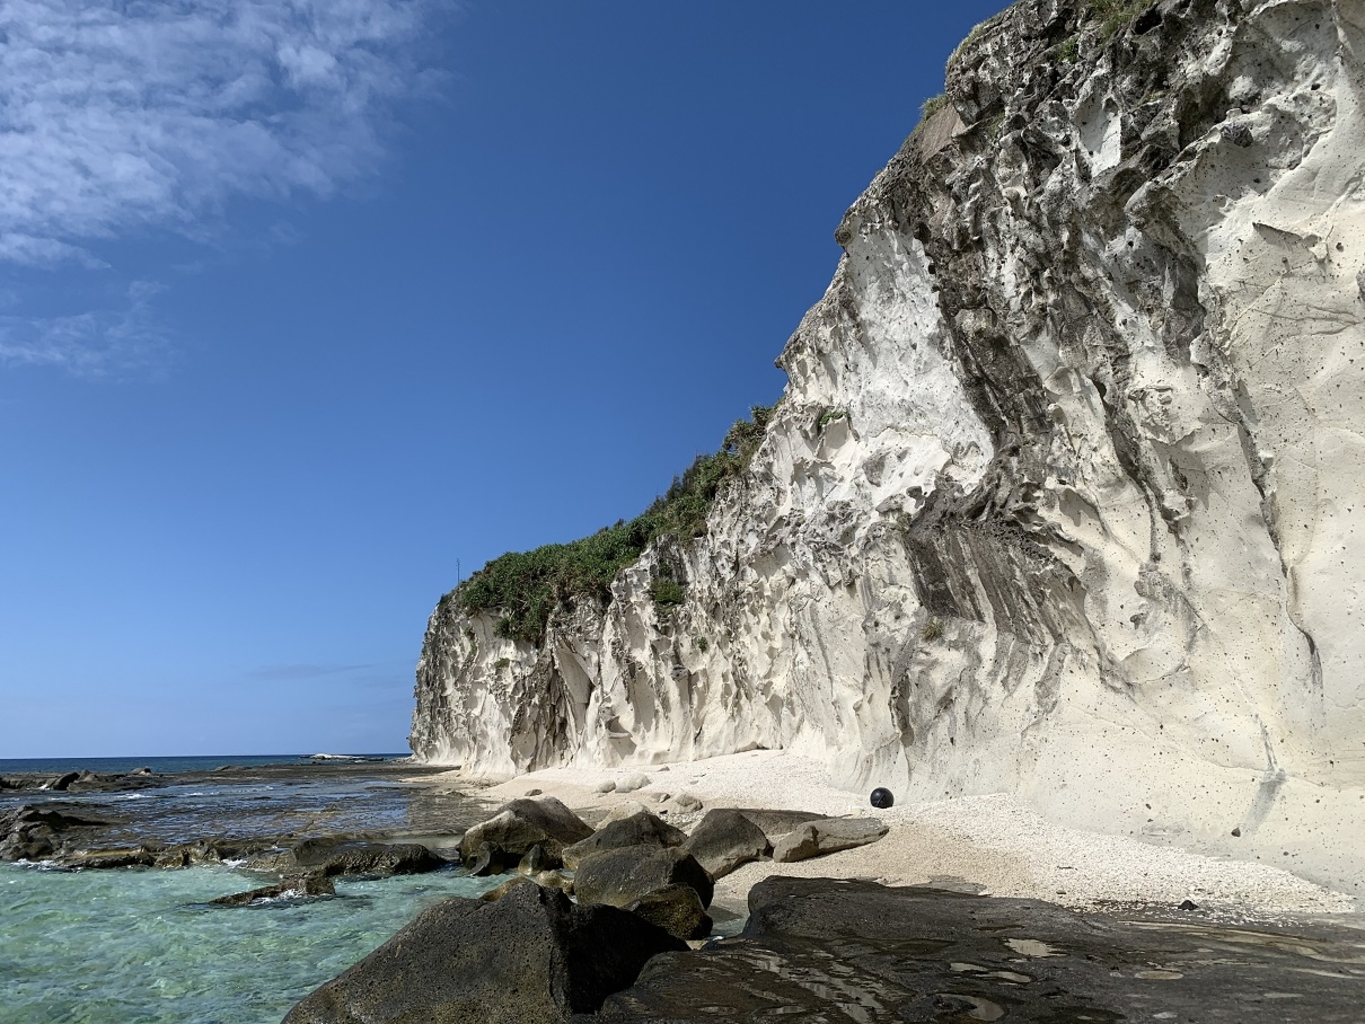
457 558 461 587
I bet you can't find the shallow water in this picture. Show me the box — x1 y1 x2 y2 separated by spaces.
0 863 501 1024
0 762 486 851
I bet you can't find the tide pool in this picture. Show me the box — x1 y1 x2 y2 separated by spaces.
0 863 500 1024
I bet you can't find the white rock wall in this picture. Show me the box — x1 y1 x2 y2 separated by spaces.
413 0 1365 892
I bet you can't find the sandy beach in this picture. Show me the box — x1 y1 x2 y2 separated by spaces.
414 749 1359 928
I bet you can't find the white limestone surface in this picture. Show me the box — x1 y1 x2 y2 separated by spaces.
413 0 1365 897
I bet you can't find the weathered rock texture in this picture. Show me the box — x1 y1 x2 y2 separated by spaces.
413 0 1365 890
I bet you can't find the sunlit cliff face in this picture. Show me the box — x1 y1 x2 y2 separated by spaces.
413 0 1365 893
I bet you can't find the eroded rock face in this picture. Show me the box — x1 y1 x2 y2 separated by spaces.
413 0 1365 890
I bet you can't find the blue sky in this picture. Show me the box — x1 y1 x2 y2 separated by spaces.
0 0 1010 758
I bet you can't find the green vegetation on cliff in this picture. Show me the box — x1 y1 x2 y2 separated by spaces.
452 405 774 644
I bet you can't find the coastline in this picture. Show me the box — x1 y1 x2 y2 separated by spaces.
409 749 1359 928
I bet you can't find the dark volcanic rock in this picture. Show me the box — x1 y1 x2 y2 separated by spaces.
0 804 107 861
210 871 335 906
458 797 594 865
683 809 769 880
0 770 161 794
460 840 501 877
626 884 712 942
274 838 446 878
561 810 686 870
574 846 714 911
586 877 1365 1023
282 881 685 1024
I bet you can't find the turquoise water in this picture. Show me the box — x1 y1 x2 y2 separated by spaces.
0 863 501 1024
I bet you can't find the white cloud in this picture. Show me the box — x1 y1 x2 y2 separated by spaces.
0 0 450 250
0 0 451 373
0 233 107 269
0 280 169 376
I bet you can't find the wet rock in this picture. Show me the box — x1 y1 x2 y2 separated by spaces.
574 846 713 911
66 847 159 869
683 809 769 880
457 796 594 865
517 843 558 874
282 880 685 1024
561 811 686 870
262 838 446 878
210 871 335 906
587 877 1365 1023
626 884 712 942
771 817 888 863
0 804 108 861
461 841 502 877
50 772 81 791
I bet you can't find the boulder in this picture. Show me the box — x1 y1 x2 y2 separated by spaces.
0 804 107 861
574 846 714 911
480 874 538 902
517 843 559 874
615 774 650 794
460 841 501 877
684 809 770 879
282 881 685 1024
626 884 712 941
458 797 593 864
730 809 830 846
271 838 446 877
771 818 888 863
210 872 335 906
561 811 686 870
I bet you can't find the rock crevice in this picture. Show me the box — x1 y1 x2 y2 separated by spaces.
413 0 1365 892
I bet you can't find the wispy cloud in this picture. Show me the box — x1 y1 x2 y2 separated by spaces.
0 280 169 375
0 0 452 372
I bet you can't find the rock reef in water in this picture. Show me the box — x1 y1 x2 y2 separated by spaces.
412 0 1365 891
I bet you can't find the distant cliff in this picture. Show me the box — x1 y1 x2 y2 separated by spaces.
413 0 1365 890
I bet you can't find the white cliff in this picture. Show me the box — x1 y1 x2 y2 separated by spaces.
413 0 1365 892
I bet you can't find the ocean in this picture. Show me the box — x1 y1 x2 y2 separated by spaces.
0 753 495 1024
0 753 404 776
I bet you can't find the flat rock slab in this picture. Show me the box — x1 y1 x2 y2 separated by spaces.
584 877 1365 1023
771 817 887 862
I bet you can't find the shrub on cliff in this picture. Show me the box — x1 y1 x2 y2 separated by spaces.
454 405 774 644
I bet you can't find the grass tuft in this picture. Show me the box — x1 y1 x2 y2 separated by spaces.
452 405 775 644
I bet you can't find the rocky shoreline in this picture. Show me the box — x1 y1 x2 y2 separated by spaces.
0 762 481 871
281 786 1365 1022
5 760 1363 1020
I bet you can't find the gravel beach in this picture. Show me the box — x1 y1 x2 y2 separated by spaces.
416 749 1359 926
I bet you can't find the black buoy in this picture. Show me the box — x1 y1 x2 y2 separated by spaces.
870 787 894 809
